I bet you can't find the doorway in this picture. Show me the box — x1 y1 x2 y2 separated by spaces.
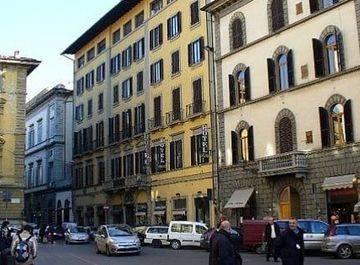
279 186 300 219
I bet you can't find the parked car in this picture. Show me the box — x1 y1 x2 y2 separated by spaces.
276 219 328 250
95 225 141 256
144 226 169 247
61 222 77 231
65 226 90 244
133 226 148 245
242 220 267 253
322 224 360 259
168 221 208 250
200 227 242 251
52 226 65 240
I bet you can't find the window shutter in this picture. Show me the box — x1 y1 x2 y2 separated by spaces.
344 100 354 143
188 43 192 66
111 159 115 179
172 88 181 115
335 32 345 71
319 107 331 148
170 141 175 170
108 117 113 143
309 0 319 13
135 153 139 175
193 79 202 106
128 109 132 131
190 2 195 25
134 107 138 132
178 12 182 33
232 19 243 49
244 67 251 101
229 74 236 106
160 59 164 80
231 131 239 164
129 77 133 96
141 104 146 128
130 155 134 176
167 18 171 39
267 58 276 93
191 136 196 166
115 114 120 141
118 157 122 178
150 30 154 50
151 147 156 173
312 38 325 77
200 37 205 61
133 43 137 61
159 24 163 45
287 50 294 87
248 126 255 161
128 47 132 65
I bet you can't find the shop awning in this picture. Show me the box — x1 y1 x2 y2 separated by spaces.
153 210 165 216
172 210 186 216
354 202 360 213
322 175 356 190
224 188 254 209
135 212 146 217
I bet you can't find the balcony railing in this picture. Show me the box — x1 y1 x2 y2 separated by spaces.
109 132 121 145
148 116 164 131
103 178 125 192
258 151 308 177
166 110 183 125
121 128 133 141
186 100 206 118
125 175 150 188
134 124 146 136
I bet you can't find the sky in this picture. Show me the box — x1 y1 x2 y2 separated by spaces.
0 0 119 101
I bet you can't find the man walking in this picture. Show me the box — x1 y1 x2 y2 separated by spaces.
276 218 304 265
209 220 242 265
11 224 37 265
265 217 280 262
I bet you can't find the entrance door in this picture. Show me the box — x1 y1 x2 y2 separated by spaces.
279 186 300 219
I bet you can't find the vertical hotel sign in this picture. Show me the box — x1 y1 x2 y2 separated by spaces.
201 125 209 159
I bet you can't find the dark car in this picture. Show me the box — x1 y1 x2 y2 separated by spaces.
200 227 242 251
52 226 65 239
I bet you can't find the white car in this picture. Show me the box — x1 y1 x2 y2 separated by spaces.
144 226 169 247
167 221 208 250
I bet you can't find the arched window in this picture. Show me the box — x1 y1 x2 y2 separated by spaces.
232 19 243 49
271 0 285 32
237 71 246 104
268 48 294 93
240 129 249 161
323 0 335 8
229 66 251 106
331 104 345 145
325 34 340 74
279 117 293 153
278 54 289 90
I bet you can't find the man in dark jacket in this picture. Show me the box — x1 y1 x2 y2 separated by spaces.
276 218 304 265
0 221 12 265
209 221 242 265
265 217 280 262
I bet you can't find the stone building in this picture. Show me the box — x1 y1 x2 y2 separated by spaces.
203 0 360 224
0 55 40 221
24 85 73 225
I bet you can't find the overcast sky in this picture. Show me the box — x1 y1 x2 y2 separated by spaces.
0 0 119 101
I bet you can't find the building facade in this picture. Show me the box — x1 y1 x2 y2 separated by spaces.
24 85 73 225
0 55 40 221
63 0 215 227
204 0 360 224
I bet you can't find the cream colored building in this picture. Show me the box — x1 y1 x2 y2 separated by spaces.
204 0 360 223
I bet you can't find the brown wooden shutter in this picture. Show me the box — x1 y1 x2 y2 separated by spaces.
188 43 192 66
133 43 137 61
178 12 182 33
111 159 115 179
335 32 345 71
229 74 236 106
232 19 243 49
287 50 294 87
141 104 145 130
271 0 285 31
108 117 114 143
160 59 164 80
344 99 354 143
248 126 255 161
150 29 154 50
309 0 319 13
172 88 181 119
267 58 276 93
115 114 120 141
312 38 325 77
159 24 163 45
191 136 196 166
319 107 331 148
151 147 156 173
244 67 251 101
170 141 175 170
167 17 171 39
200 37 205 61
231 131 239 164
177 140 183 168
154 96 161 126
118 157 122 178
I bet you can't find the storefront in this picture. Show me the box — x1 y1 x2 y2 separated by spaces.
172 197 187 221
194 193 210 224
111 205 124 224
154 200 167 225
135 203 148 226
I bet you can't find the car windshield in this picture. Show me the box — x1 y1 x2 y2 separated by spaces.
108 227 132 237
70 227 86 233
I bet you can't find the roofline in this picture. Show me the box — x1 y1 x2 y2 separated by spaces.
62 0 141 55
201 0 240 14
0 57 41 75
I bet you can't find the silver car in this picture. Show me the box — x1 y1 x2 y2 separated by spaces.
322 224 360 259
95 225 141 256
65 226 90 244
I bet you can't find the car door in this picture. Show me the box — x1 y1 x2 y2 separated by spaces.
309 221 328 250
194 225 207 246
298 221 312 249
180 224 194 246
158 228 168 244
347 225 360 254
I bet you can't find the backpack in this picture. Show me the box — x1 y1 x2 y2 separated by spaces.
14 235 32 263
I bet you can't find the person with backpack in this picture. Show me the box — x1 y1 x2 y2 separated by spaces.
0 221 12 265
11 224 37 265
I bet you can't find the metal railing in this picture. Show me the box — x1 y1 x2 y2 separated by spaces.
166 110 183 125
148 116 164 130
186 100 206 118
258 151 308 174
134 124 146 136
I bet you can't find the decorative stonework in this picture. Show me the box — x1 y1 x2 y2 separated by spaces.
274 109 297 154
325 94 347 111
0 98 6 115
235 120 250 133
319 25 345 70
228 11 247 51
267 0 289 33
272 45 290 60
319 25 341 40
232 63 247 77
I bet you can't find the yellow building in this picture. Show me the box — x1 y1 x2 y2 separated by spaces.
0 55 40 220
63 0 214 227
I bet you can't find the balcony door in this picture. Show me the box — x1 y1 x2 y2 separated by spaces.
279 186 300 219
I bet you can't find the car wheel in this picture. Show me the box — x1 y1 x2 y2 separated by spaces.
337 244 352 259
95 243 101 254
106 245 112 257
152 239 162 248
170 240 181 250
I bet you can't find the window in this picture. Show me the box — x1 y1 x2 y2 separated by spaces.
170 139 183 170
195 225 207 234
97 160 105 184
122 77 133 99
122 46 132 68
172 88 181 121
87 99 93 116
133 38 145 61
232 19 243 49
267 50 294 93
271 0 285 32
331 104 345 146
95 121 104 147
113 29 121 44
75 166 84 189
85 70 95 89
173 198 187 210
96 63 106 82
335 226 348 235
135 11 145 28
150 0 163 16
168 12 181 39
98 93 103 111
310 221 328 234
150 59 164 84
134 104 145 134
49 104 56 136
122 109 132 139
123 20 132 37
192 78 203 114
111 157 122 179
27 163 34 188
97 39 106 54
108 115 120 143
326 34 340 75
113 85 119 104
85 162 94 187
35 160 42 186
190 1 200 25
135 151 147 174
37 119 42 143
150 24 163 50
151 143 166 173
279 117 293 153
110 54 121 76
153 96 162 127
137 71 144 92
171 50 180 74
231 131 239 164
76 77 84 96
347 226 360 236
310 0 337 13
279 54 289 90
123 154 134 177
229 68 251 106
87 47 95 62
77 55 85 69
323 0 337 8
75 104 84 122
188 37 204 66
232 126 254 162
48 162 54 183
191 131 209 166
240 129 249 161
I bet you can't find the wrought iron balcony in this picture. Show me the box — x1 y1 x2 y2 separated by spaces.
148 116 164 131
186 100 206 118
109 132 121 145
121 128 133 141
134 124 146 136
103 178 125 192
125 175 150 189
166 110 183 125
258 151 308 177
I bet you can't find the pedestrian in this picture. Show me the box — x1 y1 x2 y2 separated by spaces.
264 217 280 262
276 217 304 265
0 221 12 265
209 220 242 265
38 226 45 244
11 224 37 265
